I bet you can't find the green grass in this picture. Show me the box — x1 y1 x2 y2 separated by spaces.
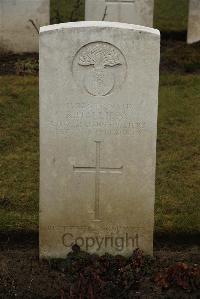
51 0 84 24
50 0 189 32
154 0 188 32
156 74 200 233
0 74 199 233
0 76 39 231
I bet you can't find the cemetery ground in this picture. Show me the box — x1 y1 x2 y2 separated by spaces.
0 1 200 298
1 50 200 298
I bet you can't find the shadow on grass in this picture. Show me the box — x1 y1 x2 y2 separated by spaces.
161 30 187 41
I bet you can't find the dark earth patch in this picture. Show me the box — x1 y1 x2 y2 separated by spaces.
0 53 38 75
0 243 199 299
160 39 200 74
0 37 200 75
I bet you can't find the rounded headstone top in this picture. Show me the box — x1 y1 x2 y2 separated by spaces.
40 21 160 36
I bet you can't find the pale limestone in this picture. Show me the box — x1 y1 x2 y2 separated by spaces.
0 0 49 53
85 0 154 27
40 21 160 258
187 0 200 44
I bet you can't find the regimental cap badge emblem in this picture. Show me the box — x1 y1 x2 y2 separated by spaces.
72 42 127 96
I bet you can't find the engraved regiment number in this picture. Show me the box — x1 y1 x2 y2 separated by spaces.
73 141 123 220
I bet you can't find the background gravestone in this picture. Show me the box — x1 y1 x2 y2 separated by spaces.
187 0 200 44
0 0 49 53
85 0 154 27
40 21 160 258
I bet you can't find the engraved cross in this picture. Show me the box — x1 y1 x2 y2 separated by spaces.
73 141 123 220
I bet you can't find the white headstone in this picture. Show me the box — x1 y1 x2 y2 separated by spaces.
85 0 154 27
187 0 200 44
0 0 49 53
40 21 160 258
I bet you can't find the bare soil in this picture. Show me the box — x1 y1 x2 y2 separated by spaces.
0 53 38 75
0 236 199 299
0 35 199 75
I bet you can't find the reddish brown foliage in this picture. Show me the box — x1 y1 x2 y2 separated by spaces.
154 262 200 291
57 248 152 299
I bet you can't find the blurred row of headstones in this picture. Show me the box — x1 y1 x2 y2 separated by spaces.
187 0 200 44
0 0 199 54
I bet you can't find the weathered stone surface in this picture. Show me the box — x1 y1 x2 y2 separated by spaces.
187 0 200 44
0 0 49 53
40 21 160 258
85 0 154 27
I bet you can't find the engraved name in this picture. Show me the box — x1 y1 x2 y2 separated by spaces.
48 102 146 136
